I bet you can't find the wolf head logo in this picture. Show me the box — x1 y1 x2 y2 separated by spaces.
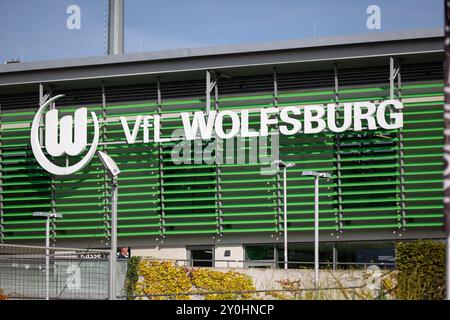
30 94 100 175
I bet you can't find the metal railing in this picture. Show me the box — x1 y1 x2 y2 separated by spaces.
145 257 395 269
0 244 126 300
121 265 397 300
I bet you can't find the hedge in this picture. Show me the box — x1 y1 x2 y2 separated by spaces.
396 240 446 300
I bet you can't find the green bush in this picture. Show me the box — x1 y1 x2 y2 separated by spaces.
125 256 141 300
396 240 446 300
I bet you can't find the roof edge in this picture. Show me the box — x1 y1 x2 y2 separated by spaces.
0 28 443 74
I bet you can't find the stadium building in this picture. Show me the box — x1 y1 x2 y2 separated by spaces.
0 29 445 268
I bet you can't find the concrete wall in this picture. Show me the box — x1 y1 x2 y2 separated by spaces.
196 267 387 299
215 268 368 290
214 244 244 268
132 247 187 261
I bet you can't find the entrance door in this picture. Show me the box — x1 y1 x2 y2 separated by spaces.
187 246 214 267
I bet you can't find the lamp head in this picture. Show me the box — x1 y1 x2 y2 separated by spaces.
97 151 120 177
302 171 331 178
33 212 62 218
273 160 296 169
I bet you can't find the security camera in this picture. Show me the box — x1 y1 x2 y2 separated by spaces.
97 151 121 177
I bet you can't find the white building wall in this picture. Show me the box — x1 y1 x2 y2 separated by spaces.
214 244 244 268
132 247 187 262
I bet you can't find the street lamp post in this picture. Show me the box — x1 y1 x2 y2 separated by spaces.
32 211 63 300
301 171 331 288
273 160 295 270
97 151 121 300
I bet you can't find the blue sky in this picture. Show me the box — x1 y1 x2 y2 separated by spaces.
0 0 444 63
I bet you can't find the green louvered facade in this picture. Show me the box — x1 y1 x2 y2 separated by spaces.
0 58 445 243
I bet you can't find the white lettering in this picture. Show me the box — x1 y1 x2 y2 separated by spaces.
280 106 301 135
121 116 142 144
304 105 326 134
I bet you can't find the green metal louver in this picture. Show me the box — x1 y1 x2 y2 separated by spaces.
0 65 444 241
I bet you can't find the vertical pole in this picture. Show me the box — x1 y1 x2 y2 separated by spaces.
157 77 166 241
332 243 337 270
107 0 124 55
334 63 343 234
389 57 394 100
283 167 288 270
101 82 110 240
45 216 50 300
274 68 283 237
206 70 211 114
444 0 450 301
314 176 319 288
0 102 3 243
214 77 223 244
109 177 118 300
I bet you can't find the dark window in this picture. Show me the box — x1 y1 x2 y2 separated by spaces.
276 243 334 269
188 246 214 267
336 241 395 266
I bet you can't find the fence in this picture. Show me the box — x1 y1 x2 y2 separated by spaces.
0 244 127 300
0 244 395 300
151 258 396 269
122 257 397 300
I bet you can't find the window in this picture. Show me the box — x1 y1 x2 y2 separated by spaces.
187 246 214 267
276 243 334 269
336 241 395 267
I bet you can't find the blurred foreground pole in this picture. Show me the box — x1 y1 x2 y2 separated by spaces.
108 0 124 55
444 0 450 301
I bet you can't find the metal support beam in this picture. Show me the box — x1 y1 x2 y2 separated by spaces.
397 62 406 230
101 82 111 242
334 63 344 235
205 70 218 114
157 77 166 241
389 57 395 100
390 57 406 229
332 243 338 270
214 78 223 238
273 68 283 234
107 0 124 55
443 0 450 300
39 84 58 246
0 102 3 243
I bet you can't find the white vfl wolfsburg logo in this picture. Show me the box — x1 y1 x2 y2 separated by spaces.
31 94 100 175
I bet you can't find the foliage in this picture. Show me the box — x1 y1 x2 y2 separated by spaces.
134 259 192 300
267 268 397 300
125 256 141 300
0 289 7 300
395 240 445 300
130 259 256 300
189 268 256 300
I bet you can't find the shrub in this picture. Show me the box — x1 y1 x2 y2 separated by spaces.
134 259 192 300
0 289 7 300
125 256 141 300
396 240 446 300
189 268 256 300
129 259 257 300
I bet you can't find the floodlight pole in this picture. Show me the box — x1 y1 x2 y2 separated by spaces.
302 171 330 289
282 166 288 270
97 150 121 300
32 212 62 300
273 160 295 270
107 0 124 55
313 175 320 288
45 217 50 300
109 176 118 300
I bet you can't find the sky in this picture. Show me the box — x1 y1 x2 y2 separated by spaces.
0 0 444 63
